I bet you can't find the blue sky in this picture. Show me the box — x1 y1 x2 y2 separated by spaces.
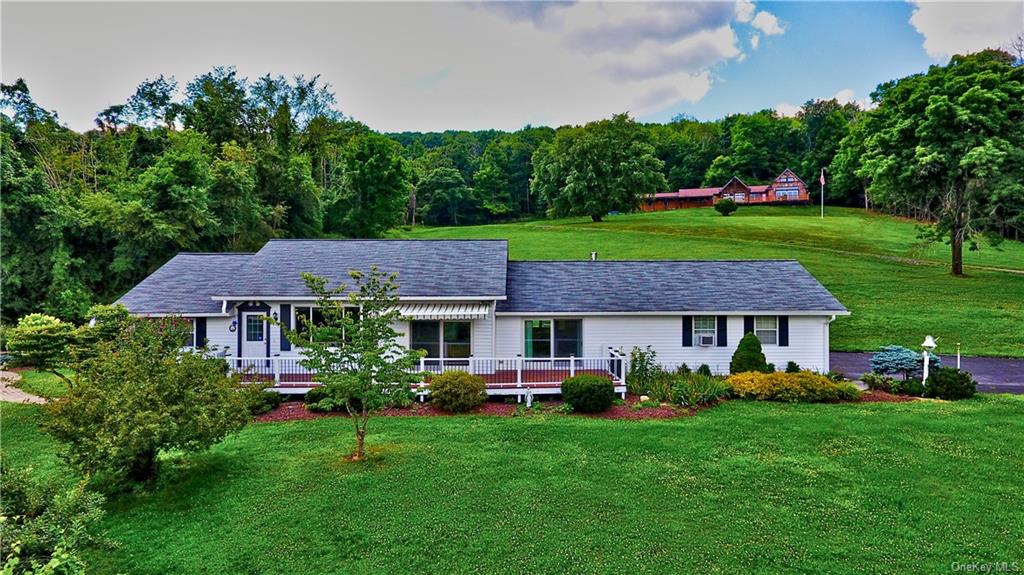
2 1 1021 132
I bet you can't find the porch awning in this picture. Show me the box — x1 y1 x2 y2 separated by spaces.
396 303 489 320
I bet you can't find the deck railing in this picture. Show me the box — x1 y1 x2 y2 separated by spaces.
226 350 627 394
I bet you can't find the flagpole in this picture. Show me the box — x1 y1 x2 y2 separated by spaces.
820 169 825 219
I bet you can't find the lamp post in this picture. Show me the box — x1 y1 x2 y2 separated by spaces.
921 335 937 385
956 342 961 370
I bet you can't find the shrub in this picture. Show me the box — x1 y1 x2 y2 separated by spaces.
892 377 925 397
561 374 615 413
870 345 941 380
305 384 363 413
714 198 738 216
672 373 730 407
697 364 713 377
646 368 675 403
924 367 976 400
674 363 691 375
785 361 800 373
0 466 108 573
726 371 846 403
429 370 487 413
244 388 283 415
730 332 771 374
861 372 895 392
627 346 658 396
6 313 76 371
835 382 863 401
44 316 250 484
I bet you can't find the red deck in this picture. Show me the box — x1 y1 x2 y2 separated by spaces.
242 368 618 389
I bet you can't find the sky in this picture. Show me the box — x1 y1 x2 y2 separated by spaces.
2 1 1022 133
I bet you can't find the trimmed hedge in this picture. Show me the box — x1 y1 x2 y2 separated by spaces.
925 367 976 400
429 370 487 413
561 374 615 413
726 371 861 403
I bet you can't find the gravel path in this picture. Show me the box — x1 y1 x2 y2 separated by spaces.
0 371 46 404
830 352 1024 394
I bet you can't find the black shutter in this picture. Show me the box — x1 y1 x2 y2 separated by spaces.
280 304 292 351
195 317 207 347
716 316 728 347
682 316 693 347
778 315 789 347
744 316 754 335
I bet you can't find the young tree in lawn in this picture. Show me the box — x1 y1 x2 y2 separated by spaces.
44 316 250 483
533 114 667 222
279 268 423 461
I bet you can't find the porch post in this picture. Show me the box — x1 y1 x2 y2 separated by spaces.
569 355 576 378
516 354 523 387
273 357 281 384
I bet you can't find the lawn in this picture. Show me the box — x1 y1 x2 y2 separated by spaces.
6 396 1024 574
394 206 1024 357
13 369 70 399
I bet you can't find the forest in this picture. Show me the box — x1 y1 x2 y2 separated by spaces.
2 49 1022 322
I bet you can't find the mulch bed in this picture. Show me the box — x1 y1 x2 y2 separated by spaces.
857 389 919 403
255 390 916 423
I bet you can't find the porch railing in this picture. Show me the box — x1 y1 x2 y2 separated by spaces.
226 350 627 391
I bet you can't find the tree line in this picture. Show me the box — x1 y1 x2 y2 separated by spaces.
3 49 1022 322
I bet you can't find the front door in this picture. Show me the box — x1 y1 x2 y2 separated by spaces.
241 312 267 358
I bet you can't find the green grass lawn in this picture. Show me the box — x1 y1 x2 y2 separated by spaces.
13 369 70 399
6 397 1024 574
394 206 1024 357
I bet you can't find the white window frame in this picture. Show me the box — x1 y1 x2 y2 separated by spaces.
409 320 472 359
524 319 583 358
693 316 716 346
754 316 778 345
184 318 196 348
294 305 358 344
245 314 265 343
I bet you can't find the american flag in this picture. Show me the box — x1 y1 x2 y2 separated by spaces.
820 169 826 186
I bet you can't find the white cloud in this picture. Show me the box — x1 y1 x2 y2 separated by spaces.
1 1 784 132
751 11 785 36
908 0 1024 59
750 33 761 50
774 102 802 117
775 88 876 117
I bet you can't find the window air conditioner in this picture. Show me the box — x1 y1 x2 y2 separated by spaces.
698 335 715 347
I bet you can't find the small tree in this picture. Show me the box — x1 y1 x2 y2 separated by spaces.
6 314 76 387
730 332 771 374
714 198 738 216
44 316 250 483
870 344 942 380
279 268 423 461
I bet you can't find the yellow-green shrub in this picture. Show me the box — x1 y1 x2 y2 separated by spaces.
726 371 860 403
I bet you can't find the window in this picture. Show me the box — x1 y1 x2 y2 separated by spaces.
184 318 196 347
410 321 471 358
754 316 778 345
734 192 746 202
693 316 716 346
245 315 264 342
776 186 800 199
525 319 582 358
294 306 355 343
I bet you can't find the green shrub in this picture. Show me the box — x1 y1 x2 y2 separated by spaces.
714 198 738 216
246 389 283 415
627 346 658 396
6 313 76 370
429 370 487 413
726 371 846 403
785 361 800 373
561 374 615 413
892 378 925 397
304 384 363 413
672 373 730 407
730 332 771 374
835 382 863 401
674 363 691 375
646 368 675 403
825 370 849 383
924 367 976 400
861 372 895 392
697 364 713 377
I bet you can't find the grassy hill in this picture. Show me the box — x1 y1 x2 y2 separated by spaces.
395 206 1024 358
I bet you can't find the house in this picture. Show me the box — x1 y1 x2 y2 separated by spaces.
641 168 810 212
117 239 848 398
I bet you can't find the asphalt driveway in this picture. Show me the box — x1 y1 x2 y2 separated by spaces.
830 352 1024 394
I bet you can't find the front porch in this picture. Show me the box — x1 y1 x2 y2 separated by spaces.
227 353 628 400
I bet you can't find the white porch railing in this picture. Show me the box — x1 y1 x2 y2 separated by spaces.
226 348 627 396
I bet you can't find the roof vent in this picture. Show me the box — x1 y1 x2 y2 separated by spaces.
590 251 598 261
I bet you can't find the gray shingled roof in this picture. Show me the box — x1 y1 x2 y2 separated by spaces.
497 260 847 313
116 253 254 314
117 240 509 313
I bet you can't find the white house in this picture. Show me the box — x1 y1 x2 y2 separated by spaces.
117 239 848 397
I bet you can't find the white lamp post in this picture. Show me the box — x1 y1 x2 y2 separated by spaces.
921 335 937 384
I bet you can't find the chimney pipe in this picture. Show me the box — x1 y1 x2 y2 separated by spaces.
590 251 598 261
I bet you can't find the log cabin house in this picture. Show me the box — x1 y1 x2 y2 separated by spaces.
643 169 809 212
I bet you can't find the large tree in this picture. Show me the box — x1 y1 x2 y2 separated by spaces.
326 132 411 237
533 114 666 222
858 50 1024 275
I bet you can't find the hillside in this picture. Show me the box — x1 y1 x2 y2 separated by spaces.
395 206 1024 358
